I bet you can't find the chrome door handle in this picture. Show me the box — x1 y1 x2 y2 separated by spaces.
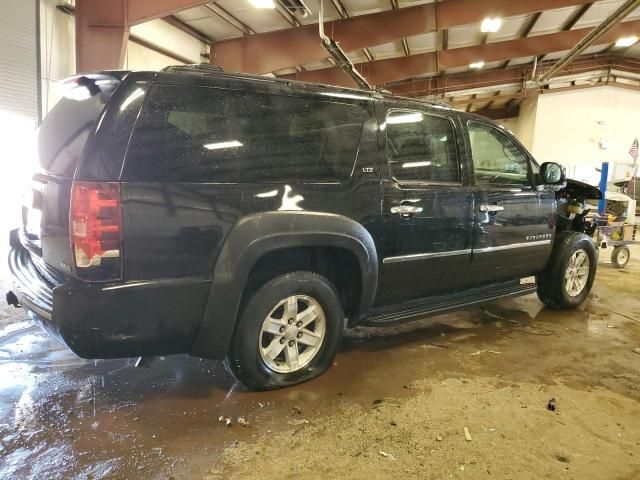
479 204 505 213
391 205 423 216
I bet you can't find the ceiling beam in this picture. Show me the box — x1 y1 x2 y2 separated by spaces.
76 0 129 73
387 56 640 97
473 104 521 120
451 80 640 110
75 0 210 72
210 0 594 74
539 0 640 82
280 20 640 88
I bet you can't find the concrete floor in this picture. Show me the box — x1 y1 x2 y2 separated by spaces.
1 245 639 479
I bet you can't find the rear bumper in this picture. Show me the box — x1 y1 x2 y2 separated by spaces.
8 246 55 321
7 239 212 359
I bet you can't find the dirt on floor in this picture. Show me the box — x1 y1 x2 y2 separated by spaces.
1 246 639 480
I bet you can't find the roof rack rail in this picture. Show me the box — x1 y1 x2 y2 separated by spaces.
162 64 224 74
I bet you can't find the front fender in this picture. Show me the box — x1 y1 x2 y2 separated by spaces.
190 211 378 358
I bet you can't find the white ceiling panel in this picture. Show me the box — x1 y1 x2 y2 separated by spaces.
295 0 342 25
341 0 390 16
174 5 216 22
507 56 536 67
301 59 334 71
528 6 580 36
216 0 291 33
486 15 529 43
368 41 404 60
625 42 640 57
406 32 438 53
175 7 241 40
346 51 369 63
572 0 625 29
447 24 483 48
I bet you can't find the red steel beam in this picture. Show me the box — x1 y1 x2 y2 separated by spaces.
473 105 521 120
281 20 640 88
388 56 640 97
76 0 208 72
76 0 129 73
210 0 594 74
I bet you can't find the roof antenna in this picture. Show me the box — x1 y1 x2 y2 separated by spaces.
318 0 372 90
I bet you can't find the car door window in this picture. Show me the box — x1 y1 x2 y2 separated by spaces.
467 122 531 187
386 110 460 183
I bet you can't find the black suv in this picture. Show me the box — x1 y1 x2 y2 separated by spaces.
7 66 601 390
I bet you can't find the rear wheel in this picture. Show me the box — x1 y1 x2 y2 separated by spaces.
224 271 344 390
537 232 597 310
611 245 630 269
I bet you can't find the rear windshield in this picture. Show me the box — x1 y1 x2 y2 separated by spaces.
123 85 366 183
37 77 119 177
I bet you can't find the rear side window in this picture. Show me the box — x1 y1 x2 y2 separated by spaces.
124 85 365 183
386 110 459 183
38 76 119 177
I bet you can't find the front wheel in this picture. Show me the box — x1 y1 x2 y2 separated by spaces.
224 271 344 390
537 232 597 310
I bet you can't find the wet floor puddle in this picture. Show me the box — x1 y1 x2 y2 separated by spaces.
0 291 638 479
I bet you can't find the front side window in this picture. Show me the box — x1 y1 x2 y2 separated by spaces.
386 110 460 184
124 85 365 183
467 122 531 186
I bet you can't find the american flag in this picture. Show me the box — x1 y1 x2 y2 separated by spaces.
630 137 639 163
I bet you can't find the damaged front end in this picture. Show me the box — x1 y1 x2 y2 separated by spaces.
555 179 603 236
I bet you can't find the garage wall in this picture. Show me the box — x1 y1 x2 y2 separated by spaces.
530 86 640 185
39 0 208 115
496 117 520 139
0 0 38 119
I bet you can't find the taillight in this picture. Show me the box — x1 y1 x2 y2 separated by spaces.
70 181 122 280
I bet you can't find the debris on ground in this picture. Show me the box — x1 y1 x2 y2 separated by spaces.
379 451 395 460
463 427 472 441
373 399 384 407
287 419 309 426
436 435 443 442
547 398 557 412
237 416 250 427
218 416 232 427
633 348 640 355
292 406 302 415
469 350 501 356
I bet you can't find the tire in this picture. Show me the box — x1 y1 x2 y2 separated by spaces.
536 231 597 310
611 245 630 269
224 271 344 390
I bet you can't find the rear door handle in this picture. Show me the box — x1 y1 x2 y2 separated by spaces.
479 204 505 213
391 205 423 217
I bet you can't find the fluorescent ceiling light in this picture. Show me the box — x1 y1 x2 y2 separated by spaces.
387 112 424 125
403 161 432 169
248 0 276 8
469 61 485 69
481 17 502 33
203 140 243 150
616 36 638 47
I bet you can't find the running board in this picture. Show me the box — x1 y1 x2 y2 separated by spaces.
362 281 537 326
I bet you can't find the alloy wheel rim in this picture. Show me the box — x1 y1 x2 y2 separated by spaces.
259 295 326 374
617 249 629 266
564 249 590 297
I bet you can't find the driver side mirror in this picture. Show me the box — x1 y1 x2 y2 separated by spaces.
540 162 566 185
